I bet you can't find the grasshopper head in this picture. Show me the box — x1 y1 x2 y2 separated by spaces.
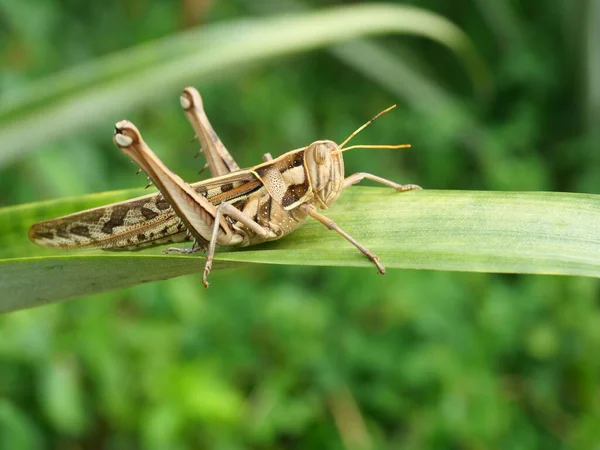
304 140 345 209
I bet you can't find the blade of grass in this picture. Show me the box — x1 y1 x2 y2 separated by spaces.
1 188 599 313
0 3 490 167
245 0 469 111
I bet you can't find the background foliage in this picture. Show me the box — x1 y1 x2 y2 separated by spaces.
1 0 599 448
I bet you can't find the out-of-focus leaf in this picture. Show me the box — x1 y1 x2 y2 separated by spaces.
1 188 599 313
586 0 600 130
0 400 43 449
0 3 490 167
40 356 87 435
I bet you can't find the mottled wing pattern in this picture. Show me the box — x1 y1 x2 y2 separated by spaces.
28 192 187 250
28 171 264 250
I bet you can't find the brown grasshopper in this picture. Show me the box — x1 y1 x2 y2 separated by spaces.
29 87 421 287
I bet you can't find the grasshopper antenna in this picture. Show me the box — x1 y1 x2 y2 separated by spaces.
335 104 411 153
339 104 397 149
339 143 411 153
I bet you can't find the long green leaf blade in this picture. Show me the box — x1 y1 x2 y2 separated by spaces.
1 188 598 313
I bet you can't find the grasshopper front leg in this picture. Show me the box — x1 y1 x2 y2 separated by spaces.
343 172 422 192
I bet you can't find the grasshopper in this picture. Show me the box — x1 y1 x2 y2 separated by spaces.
29 87 421 287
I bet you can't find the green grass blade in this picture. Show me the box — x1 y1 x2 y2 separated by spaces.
1 188 599 313
0 3 490 167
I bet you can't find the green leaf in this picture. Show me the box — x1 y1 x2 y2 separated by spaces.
0 400 43 450
40 356 88 435
0 3 490 166
1 188 599 313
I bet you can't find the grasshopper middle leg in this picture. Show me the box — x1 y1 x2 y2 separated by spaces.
203 202 270 288
302 205 386 274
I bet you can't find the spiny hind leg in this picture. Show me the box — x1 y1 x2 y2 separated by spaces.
179 87 240 177
343 172 422 192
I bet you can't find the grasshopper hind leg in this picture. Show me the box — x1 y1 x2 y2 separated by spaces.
180 87 240 177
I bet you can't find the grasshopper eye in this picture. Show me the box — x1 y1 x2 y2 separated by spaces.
314 144 329 165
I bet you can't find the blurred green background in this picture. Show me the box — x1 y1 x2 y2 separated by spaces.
1 0 600 448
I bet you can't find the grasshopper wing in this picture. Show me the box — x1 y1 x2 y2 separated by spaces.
28 191 188 250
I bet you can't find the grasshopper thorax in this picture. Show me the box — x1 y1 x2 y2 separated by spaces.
304 140 345 209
